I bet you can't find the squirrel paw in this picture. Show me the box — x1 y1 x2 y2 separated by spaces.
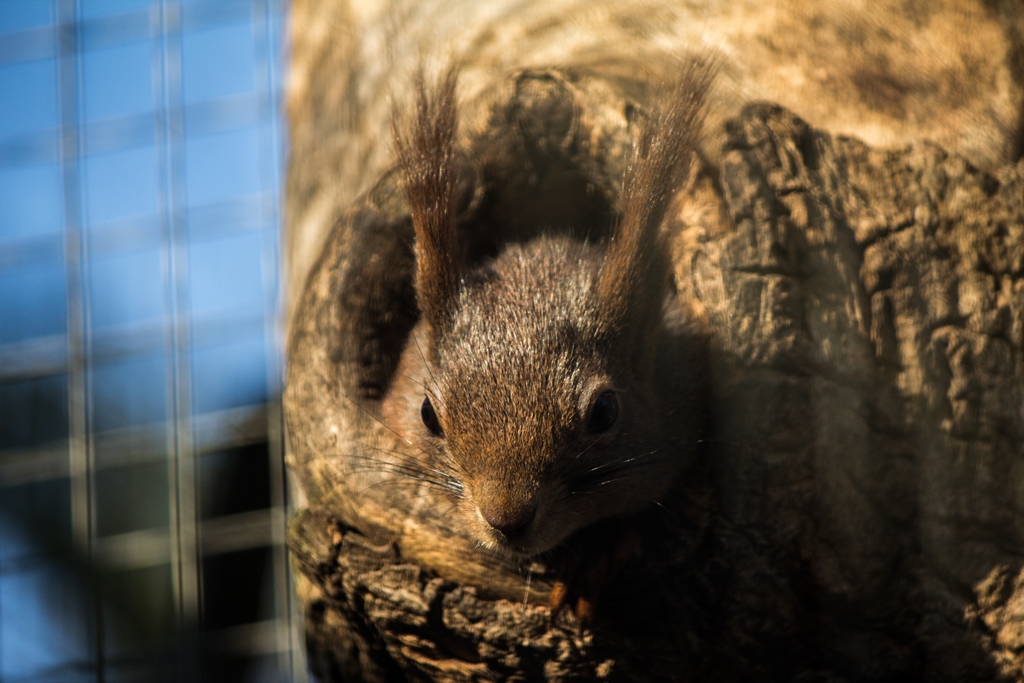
548 521 642 627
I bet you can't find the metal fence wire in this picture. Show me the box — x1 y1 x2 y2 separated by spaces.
0 1 303 681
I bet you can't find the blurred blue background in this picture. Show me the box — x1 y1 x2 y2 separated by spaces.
0 0 299 681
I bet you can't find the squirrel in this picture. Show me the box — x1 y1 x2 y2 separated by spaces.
381 61 715 622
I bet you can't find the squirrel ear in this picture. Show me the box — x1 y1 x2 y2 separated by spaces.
393 66 461 348
597 57 716 347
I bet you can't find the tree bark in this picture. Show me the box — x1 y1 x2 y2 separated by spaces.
284 2 1024 681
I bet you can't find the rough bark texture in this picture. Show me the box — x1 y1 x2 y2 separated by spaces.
284 0 1024 320
284 2 1024 681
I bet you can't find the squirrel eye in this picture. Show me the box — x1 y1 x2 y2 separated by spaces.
588 391 618 433
421 396 444 436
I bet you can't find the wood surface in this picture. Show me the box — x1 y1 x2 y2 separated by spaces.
284 2 1024 680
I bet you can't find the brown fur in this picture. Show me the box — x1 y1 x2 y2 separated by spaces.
384 61 714 558
392 68 461 355
598 58 716 366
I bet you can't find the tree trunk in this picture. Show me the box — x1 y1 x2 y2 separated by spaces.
283 2 1024 681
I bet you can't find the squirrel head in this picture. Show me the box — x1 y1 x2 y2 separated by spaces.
384 63 714 556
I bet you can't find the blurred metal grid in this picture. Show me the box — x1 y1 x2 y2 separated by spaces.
0 0 301 681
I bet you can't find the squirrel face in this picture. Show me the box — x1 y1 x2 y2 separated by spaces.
385 238 674 555
383 61 714 557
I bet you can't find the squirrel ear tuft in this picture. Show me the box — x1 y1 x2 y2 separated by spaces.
597 57 717 347
393 65 462 351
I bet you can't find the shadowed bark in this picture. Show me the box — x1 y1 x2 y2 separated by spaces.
284 3 1024 681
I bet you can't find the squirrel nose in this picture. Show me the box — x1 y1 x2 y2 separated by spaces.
480 504 536 538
